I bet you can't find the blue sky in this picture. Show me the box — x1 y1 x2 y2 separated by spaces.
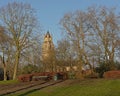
0 0 120 45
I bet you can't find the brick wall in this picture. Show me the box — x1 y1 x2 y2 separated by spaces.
103 70 120 79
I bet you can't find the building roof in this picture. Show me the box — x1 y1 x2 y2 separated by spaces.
45 31 51 38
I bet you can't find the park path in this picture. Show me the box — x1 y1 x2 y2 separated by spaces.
0 80 63 96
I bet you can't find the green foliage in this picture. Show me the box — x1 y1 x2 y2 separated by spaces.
22 64 40 74
0 80 18 85
94 62 110 78
94 61 120 78
68 71 76 79
115 61 120 70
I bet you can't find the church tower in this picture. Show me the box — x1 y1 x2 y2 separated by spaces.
42 31 54 59
42 31 55 72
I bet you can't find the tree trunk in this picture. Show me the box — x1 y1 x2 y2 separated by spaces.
75 61 84 79
2 49 7 81
3 65 7 81
3 57 7 81
13 50 20 80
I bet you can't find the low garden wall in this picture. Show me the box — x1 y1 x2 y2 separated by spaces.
18 72 68 82
103 70 120 79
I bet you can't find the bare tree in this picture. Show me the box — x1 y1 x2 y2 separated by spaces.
60 11 91 78
88 6 120 69
44 49 56 72
0 2 38 79
60 6 120 78
0 26 10 80
19 35 43 74
56 38 75 72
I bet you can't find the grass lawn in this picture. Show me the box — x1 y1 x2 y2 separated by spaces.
8 79 120 96
0 80 18 85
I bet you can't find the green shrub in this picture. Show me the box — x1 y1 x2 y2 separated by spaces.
115 61 120 70
94 62 110 78
22 64 40 74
